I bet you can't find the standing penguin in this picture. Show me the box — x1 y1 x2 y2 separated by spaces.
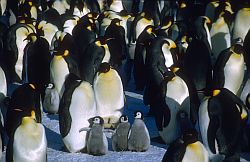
212 41 245 95
128 111 150 152
162 110 209 162
199 88 248 162
43 83 60 114
59 74 96 153
94 62 124 128
112 115 130 151
84 116 108 156
6 110 47 162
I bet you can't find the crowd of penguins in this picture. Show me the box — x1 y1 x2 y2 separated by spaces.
0 0 250 161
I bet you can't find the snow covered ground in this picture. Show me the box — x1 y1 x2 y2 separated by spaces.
1 82 250 161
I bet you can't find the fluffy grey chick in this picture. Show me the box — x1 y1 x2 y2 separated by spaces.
43 83 60 114
128 111 150 152
86 116 108 156
112 115 130 151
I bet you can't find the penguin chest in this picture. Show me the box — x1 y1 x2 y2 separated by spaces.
0 67 7 96
15 28 32 79
102 45 111 63
42 24 58 46
50 57 69 97
94 70 124 115
182 142 209 162
63 82 96 152
223 54 244 94
110 1 123 12
233 8 250 41
43 88 60 114
162 45 174 68
13 124 47 162
166 77 189 105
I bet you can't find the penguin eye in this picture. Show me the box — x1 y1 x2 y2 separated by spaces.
48 83 54 89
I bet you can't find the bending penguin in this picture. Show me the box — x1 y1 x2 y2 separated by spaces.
6 110 47 162
128 111 150 152
80 116 108 156
59 73 96 153
93 62 124 128
112 115 130 151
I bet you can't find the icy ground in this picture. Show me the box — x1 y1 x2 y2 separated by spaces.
0 83 250 161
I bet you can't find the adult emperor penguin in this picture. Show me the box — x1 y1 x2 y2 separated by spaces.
210 5 233 64
5 83 42 137
93 62 124 128
232 3 250 42
6 110 47 162
133 25 156 91
212 41 245 95
3 23 35 83
112 115 130 151
59 73 96 153
50 34 79 98
85 116 108 156
43 83 60 114
199 88 248 162
128 111 150 152
162 111 209 162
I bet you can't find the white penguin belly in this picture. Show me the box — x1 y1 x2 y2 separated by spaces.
233 8 250 41
166 76 189 105
63 82 96 153
223 54 244 94
162 45 174 68
94 70 124 124
13 124 47 162
0 66 7 96
50 57 69 98
110 1 123 12
42 24 58 47
182 141 210 162
102 45 111 63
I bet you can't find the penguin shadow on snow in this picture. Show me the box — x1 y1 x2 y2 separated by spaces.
44 126 64 151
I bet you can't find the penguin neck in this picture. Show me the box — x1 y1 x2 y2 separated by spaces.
21 118 38 132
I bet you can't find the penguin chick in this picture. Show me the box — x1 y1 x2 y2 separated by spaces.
43 83 60 114
128 111 150 152
85 116 108 156
112 115 130 151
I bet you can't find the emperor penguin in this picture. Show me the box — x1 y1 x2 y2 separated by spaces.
18 0 38 21
85 116 108 156
50 35 79 98
59 73 96 153
3 23 35 83
128 111 150 152
156 68 191 145
106 0 124 12
112 115 130 151
43 83 60 114
232 5 250 42
5 83 42 137
210 6 233 64
212 41 245 95
205 0 220 22
199 88 248 162
6 110 47 162
93 62 124 128
162 128 210 162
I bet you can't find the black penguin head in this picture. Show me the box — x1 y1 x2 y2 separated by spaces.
134 111 143 120
120 115 129 123
24 33 38 43
202 16 211 25
182 129 198 144
164 39 177 49
98 62 111 74
111 18 122 26
163 69 175 82
231 41 244 55
160 16 173 30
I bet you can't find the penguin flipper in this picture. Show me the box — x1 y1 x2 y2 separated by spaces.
207 116 219 154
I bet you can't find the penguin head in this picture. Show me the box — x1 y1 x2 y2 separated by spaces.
163 69 175 82
111 18 122 26
230 40 244 55
145 25 156 37
45 83 55 89
164 38 177 49
24 33 38 43
134 111 143 120
86 12 99 20
98 62 111 74
21 110 36 125
160 16 173 30
119 115 129 123
92 116 104 125
182 129 199 144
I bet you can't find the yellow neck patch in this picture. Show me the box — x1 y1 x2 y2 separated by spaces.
213 89 220 96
